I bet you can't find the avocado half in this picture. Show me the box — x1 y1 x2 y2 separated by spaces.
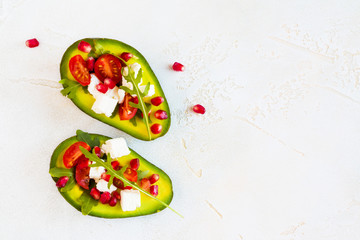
60 38 171 141
50 133 173 218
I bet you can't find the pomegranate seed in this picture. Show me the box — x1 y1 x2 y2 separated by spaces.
96 83 108 93
90 188 101 200
113 178 124 189
140 178 151 191
109 196 117 207
124 186 133 190
93 146 101 157
151 124 162 134
112 191 121 200
104 78 116 89
56 176 69 188
193 104 206 114
86 57 95 72
25 38 39 48
172 62 185 71
120 52 133 62
150 185 159 197
149 174 160 184
111 161 121 170
130 158 140 170
151 96 164 106
78 40 92 53
101 173 111 182
131 96 139 104
100 192 111 204
154 110 168 120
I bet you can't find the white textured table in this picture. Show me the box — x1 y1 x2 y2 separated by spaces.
1 0 360 239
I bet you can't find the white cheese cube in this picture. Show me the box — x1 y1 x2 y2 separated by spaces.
89 166 105 182
117 89 125 104
130 63 141 78
106 86 120 101
88 74 101 97
120 189 141 211
122 76 133 90
122 67 129 76
91 94 118 117
96 179 117 193
101 137 130 159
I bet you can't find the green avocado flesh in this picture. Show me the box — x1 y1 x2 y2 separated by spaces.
60 38 171 141
50 134 173 218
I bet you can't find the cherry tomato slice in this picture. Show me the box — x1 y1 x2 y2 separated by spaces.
119 94 138 120
94 54 123 84
62 142 91 169
123 168 138 182
75 156 90 190
69 55 91 86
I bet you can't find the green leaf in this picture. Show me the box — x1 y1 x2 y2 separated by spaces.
79 191 99 215
116 58 152 140
80 147 183 218
138 170 150 180
142 82 151 97
59 78 81 99
49 167 73 177
60 177 76 192
129 116 137 127
76 130 100 148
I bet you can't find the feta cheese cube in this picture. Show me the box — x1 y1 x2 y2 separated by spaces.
122 67 129 76
91 94 118 117
88 74 101 97
117 89 125 104
139 84 155 97
89 166 105 182
120 189 141 211
101 137 130 159
122 76 133 90
105 85 120 101
130 63 141 78
96 179 117 193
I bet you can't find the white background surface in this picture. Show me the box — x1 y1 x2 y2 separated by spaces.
1 0 360 239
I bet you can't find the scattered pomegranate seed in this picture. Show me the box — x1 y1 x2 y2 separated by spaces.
86 57 95 72
123 168 138 182
124 186 133 190
78 40 92 53
120 52 133 62
151 124 162 134
56 176 69 188
172 62 185 71
140 178 151 191
154 110 168 120
101 173 111 182
150 185 159 197
112 191 121 200
25 38 39 48
149 174 160 184
111 161 121 171
104 78 116 89
131 96 139 104
96 83 108 93
151 96 164 106
94 146 101 157
109 196 117 207
90 188 101 200
113 178 124 189
100 192 111 204
130 158 140 171
193 104 206 114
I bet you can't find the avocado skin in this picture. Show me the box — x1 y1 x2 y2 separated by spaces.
60 38 171 141
50 133 173 218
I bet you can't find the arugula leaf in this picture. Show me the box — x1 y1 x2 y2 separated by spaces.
76 130 100 148
138 170 150 180
118 60 152 140
80 147 183 218
60 177 76 192
129 116 137 127
59 78 81 99
49 167 73 177
88 40 110 58
79 191 99 215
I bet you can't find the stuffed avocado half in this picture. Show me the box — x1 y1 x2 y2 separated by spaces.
59 38 171 141
49 130 176 218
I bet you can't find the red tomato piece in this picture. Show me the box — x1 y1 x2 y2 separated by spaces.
94 54 123 84
69 55 91 86
119 94 138 120
63 142 91 169
75 156 90 190
123 168 138 182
